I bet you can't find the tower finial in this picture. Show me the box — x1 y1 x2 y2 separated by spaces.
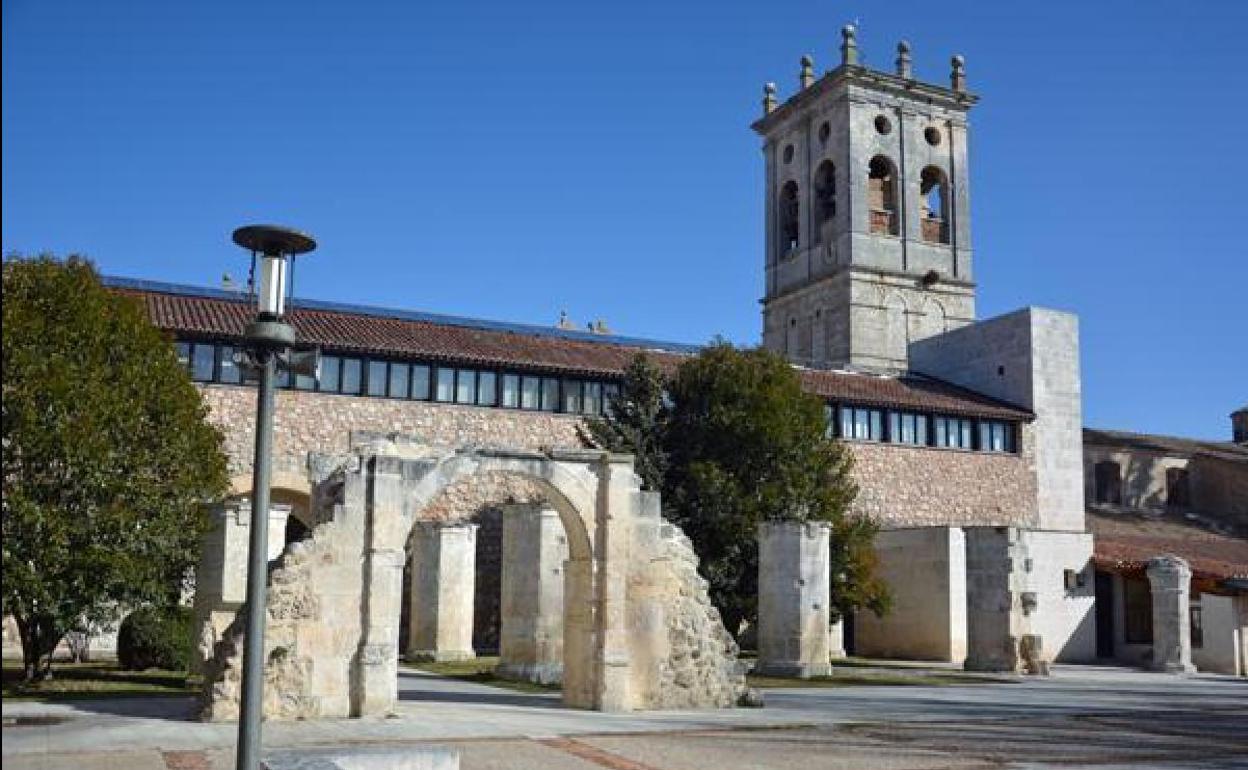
762 82 777 115
800 55 815 88
840 24 859 66
950 54 967 92
896 40 912 79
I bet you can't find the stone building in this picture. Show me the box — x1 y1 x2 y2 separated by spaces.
7 26 1243 706
1084 416 1248 675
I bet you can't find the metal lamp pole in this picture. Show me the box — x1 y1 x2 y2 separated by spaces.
231 225 316 770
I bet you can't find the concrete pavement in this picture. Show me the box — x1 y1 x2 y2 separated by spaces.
4 666 1247 769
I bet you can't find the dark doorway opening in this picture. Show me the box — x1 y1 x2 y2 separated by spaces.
1094 570 1115 658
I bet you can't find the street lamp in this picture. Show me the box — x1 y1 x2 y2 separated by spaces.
231 224 317 770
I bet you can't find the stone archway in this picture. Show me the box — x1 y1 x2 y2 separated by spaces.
199 436 744 721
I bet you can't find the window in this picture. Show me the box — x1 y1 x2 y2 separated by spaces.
367 361 387 397
778 180 800 255
840 406 883 441
1094 461 1123 505
192 344 215 382
389 362 410 399
502 374 520 408
924 126 942 146
978 420 1015 453
1166 467 1190 509
563 380 582 414
888 411 928 446
603 383 621 413
319 355 341 392
435 368 455 402
477 371 497 406
824 404 836 438
175 342 191 371
1123 577 1152 644
219 346 242 384
294 369 316 391
868 156 898 235
455 369 476 404
584 382 602 415
1190 600 1204 648
813 160 836 242
934 416 974 449
411 365 431 400
541 378 560 412
920 166 950 244
520 376 540 410
340 358 362 395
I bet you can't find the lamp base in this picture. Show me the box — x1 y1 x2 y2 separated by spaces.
246 320 296 348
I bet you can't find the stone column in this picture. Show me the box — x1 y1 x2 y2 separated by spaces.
192 500 291 673
1234 595 1248 678
407 521 478 662
498 505 568 684
1146 555 1195 674
756 521 832 678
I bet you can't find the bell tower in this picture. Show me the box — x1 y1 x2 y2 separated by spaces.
755 26 979 372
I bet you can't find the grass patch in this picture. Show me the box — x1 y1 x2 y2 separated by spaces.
401 656 560 694
2 660 199 701
748 670 1018 688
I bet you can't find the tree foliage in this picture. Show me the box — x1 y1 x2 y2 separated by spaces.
2 256 228 680
591 343 888 638
585 353 668 492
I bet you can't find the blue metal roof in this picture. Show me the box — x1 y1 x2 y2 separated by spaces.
102 275 704 355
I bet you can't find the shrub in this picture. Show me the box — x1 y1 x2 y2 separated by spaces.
117 606 193 671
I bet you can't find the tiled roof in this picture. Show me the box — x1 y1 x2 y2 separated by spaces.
1083 428 1248 465
1089 510 1248 582
107 277 1032 421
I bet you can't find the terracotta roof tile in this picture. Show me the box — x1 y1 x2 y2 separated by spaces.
1089 511 1248 582
110 278 1032 421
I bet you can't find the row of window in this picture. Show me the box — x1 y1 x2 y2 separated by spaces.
827 405 1017 453
175 340 1018 452
174 340 620 417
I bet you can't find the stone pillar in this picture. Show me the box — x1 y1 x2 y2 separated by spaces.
828 619 846 660
964 527 1024 673
192 500 291 673
1234 595 1248 678
1146 555 1195 674
756 521 832 678
498 505 568 684
407 521 478 662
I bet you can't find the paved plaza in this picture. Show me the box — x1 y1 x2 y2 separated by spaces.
3 666 1246 769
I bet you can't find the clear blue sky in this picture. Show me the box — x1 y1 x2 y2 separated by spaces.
4 0 1245 440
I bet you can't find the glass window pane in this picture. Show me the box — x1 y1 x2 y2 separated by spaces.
584 382 602 415
916 415 928 446
840 407 852 438
604 383 621 413
341 358 362 394
960 420 973 449
175 342 191 371
935 417 948 447
562 380 582 414
435 368 455 402
979 423 991 451
502 374 520 408
477 371 497 406
888 412 900 441
520 376 540 410
411 365 431 400
541 378 559 412
367 361 387 397
219 346 242 384
192 344 215 381
277 367 291 388
319 355 341 392
456 369 476 404
854 409 869 440
1004 424 1015 452
389 362 410 399
825 404 836 438
870 410 883 441
295 370 316 390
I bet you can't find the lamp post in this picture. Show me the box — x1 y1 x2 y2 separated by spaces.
231 224 316 770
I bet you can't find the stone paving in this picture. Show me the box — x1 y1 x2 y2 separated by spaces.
3 667 1246 769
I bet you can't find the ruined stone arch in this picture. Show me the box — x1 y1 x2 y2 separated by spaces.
199 439 744 722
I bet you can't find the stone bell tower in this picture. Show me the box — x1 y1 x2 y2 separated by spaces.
755 26 979 372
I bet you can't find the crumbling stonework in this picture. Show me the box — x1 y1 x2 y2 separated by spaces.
200 438 745 719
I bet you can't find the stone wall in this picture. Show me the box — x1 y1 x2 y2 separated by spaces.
197 384 586 482
849 432 1038 529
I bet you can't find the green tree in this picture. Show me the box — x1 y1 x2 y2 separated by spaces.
595 344 888 638
2 256 228 680
584 353 668 492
